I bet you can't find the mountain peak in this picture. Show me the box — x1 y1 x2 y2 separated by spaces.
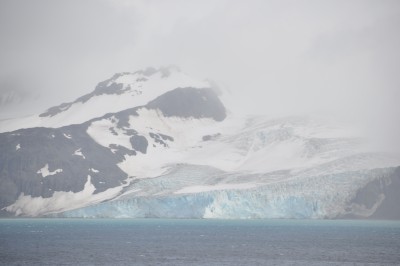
41 66 187 118
133 66 181 78
34 66 211 122
106 66 181 88
0 67 219 133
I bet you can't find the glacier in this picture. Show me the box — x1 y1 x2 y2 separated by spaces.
53 165 398 219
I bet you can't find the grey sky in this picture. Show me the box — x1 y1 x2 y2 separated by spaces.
0 0 399 149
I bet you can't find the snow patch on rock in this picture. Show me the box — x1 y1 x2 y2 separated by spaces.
36 164 63 177
89 168 99 173
73 148 85 159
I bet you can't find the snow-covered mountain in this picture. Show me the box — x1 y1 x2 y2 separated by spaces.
1 67 399 219
0 66 210 133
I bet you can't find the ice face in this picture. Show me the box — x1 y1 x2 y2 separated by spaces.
54 165 397 219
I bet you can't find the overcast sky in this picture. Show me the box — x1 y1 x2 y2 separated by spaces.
0 0 399 149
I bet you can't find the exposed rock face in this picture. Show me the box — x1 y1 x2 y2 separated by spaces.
341 167 400 219
147 87 226 121
0 125 127 209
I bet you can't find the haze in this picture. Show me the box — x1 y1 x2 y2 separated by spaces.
0 0 399 150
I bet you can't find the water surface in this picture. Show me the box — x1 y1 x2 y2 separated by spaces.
1 219 399 265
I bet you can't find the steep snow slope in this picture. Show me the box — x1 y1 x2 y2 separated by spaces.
0 66 210 133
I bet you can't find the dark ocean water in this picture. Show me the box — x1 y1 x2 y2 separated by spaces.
0 219 399 266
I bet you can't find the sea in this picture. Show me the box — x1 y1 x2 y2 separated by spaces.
0 219 399 265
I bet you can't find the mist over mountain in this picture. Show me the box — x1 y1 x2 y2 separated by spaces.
0 67 399 219
1 0 399 151
0 78 43 119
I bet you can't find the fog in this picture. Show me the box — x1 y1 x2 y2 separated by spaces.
0 0 399 150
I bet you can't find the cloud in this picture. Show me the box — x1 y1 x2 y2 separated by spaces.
0 0 399 149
